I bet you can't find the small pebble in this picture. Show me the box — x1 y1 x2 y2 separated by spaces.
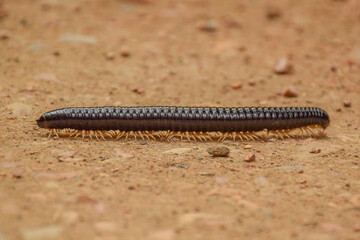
230 83 243 89
343 100 351 108
243 145 253 149
76 195 97 204
248 79 256 86
309 148 321 154
104 52 115 60
12 173 22 179
197 20 218 32
283 86 298 98
120 46 130 57
207 146 230 157
274 58 293 74
140 141 147 145
266 7 281 20
336 107 342 112
0 30 10 40
244 153 255 162
200 172 215 177
354 224 360 232
131 87 145 95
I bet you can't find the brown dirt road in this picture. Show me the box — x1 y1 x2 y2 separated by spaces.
0 0 359 239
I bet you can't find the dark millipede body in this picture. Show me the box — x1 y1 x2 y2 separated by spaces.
36 107 330 141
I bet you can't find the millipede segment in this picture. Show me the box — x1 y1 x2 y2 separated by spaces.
37 106 330 141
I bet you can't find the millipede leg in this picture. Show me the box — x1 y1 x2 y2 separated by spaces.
237 132 244 141
97 131 106 140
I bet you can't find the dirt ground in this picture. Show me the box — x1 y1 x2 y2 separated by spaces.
0 0 360 239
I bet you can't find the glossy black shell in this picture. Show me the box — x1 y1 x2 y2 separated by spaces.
36 106 330 132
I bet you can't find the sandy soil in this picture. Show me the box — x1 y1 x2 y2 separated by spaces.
0 0 360 239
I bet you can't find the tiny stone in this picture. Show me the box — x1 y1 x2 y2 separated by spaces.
140 141 147 145
231 83 243 89
354 224 360 232
76 195 97 204
104 52 115 60
283 86 298 98
0 30 10 40
248 79 256 86
12 173 22 179
343 100 351 108
244 153 255 162
309 148 321 154
120 46 130 57
243 145 253 149
274 58 293 74
267 7 281 20
207 146 230 157
197 20 218 32
298 169 304 174
200 172 215 176
336 107 342 112
131 87 145 95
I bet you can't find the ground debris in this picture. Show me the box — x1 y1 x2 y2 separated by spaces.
309 148 321 154
343 100 351 107
197 20 218 32
274 58 293 74
244 153 255 162
283 86 298 98
230 83 243 89
207 146 230 157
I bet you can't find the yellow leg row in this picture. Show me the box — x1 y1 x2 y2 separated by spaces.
45 125 326 141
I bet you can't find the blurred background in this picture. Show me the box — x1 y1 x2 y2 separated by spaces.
1 0 359 240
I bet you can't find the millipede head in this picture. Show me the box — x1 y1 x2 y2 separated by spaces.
36 115 48 129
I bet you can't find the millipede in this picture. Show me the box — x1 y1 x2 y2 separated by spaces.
36 106 330 141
